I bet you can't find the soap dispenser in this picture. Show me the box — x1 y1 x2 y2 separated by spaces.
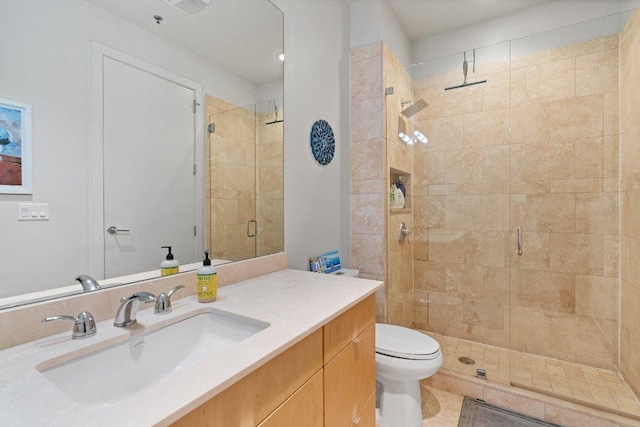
197 251 217 303
160 246 179 276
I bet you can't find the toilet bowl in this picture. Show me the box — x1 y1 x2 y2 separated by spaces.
375 323 443 427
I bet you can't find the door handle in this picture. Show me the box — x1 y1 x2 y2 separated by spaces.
246 220 257 237
517 226 523 256
107 226 130 235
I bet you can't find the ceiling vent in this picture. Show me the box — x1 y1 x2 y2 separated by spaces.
162 0 210 15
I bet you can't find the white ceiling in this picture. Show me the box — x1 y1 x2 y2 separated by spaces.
85 0 283 86
86 0 556 85
384 0 554 41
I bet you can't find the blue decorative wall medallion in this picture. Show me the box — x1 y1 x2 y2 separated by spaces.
310 119 335 166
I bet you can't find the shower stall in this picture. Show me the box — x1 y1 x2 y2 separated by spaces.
205 96 284 262
377 9 640 419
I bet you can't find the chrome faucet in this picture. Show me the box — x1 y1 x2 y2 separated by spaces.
154 285 185 315
75 275 101 292
114 292 155 327
42 311 97 339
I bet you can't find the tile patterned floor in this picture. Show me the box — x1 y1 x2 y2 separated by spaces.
417 330 640 418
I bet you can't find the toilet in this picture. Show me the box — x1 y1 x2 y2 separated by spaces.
375 323 443 427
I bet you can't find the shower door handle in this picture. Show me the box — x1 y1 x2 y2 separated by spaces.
246 220 257 237
517 226 523 256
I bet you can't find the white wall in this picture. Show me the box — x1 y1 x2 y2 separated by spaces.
271 0 352 271
350 0 412 67
0 0 259 298
412 0 640 64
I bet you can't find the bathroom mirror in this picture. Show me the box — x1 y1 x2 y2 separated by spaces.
0 0 283 308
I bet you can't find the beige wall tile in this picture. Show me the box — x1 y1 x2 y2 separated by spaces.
351 233 385 276
445 195 483 229
603 92 619 137
574 137 603 179
510 103 550 145
415 150 445 185
510 67 527 106
575 275 619 321
351 96 384 141
463 300 505 330
550 95 604 140
549 179 602 193
621 123 640 178
444 83 484 116
351 138 385 181
463 108 510 147
448 148 483 184
351 193 385 234
524 141 574 181
620 73 640 132
526 58 576 103
483 146 510 183
511 269 576 313
482 194 510 231
603 135 620 179
603 234 619 279
576 48 619 97
482 71 510 111
550 233 603 276
426 115 464 151
575 192 619 235
524 193 576 233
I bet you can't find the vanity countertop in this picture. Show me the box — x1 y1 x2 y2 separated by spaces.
0 269 382 427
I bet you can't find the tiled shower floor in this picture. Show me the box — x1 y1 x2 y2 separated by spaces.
418 330 640 418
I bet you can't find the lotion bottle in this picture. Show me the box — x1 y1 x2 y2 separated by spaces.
197 251 217 303
160 246 179 276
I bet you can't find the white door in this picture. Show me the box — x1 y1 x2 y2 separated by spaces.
102 57 196 278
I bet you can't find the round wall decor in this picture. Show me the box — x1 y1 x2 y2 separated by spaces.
310 119 335 165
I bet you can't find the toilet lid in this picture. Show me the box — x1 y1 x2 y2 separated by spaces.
375 323 440 360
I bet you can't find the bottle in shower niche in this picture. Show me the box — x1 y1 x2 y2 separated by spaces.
197 251 217 303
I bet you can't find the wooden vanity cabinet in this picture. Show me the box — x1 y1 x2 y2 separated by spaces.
171 295 376 427
323 296 376 427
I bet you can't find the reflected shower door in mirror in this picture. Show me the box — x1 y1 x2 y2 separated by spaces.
205 97 284 262
0 0 283 308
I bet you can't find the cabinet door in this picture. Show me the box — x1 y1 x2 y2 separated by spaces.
324 324 376 427
324 295 375 364
258 370 323 427
171 329 322 427
349 392 376 427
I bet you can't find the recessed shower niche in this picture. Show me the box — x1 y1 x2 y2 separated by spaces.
390 168 410 213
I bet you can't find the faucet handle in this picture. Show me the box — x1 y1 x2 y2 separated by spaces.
42 311 97 339
154 285 185 315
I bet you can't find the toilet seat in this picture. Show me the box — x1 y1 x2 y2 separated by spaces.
375 323 440 360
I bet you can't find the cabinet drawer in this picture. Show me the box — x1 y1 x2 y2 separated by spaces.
349 391 375 427
171 329 322 427
324 323 376 427
258 370 323 427
324 295 375 364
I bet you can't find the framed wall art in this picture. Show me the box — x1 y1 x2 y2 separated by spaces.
0 98 32 194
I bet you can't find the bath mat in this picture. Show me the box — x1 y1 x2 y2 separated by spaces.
458 397 561 427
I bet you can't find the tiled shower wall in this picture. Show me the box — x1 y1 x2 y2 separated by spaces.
412 34 621 371
205 96 257 262
620 8 640 399
205 97 285 262
256 109 284 257
350 42 415 326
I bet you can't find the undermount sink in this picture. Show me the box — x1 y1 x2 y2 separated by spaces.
39 310 268 407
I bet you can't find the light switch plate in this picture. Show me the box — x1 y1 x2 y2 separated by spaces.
18 203 49 221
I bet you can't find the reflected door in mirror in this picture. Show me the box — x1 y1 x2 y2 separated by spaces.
103 57 197 278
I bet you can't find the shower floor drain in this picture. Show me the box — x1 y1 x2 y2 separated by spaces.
458 356 476 365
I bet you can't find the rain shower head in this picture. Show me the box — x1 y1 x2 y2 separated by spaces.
400 98 428 118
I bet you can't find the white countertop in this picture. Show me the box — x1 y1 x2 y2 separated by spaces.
0 269 382 427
